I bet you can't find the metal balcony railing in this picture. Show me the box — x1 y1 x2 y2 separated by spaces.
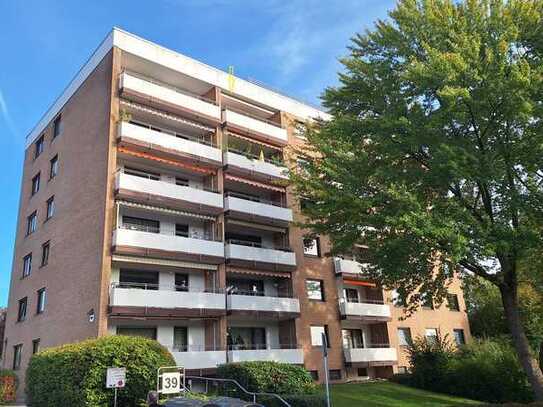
225 239 292 252
225 191 285 208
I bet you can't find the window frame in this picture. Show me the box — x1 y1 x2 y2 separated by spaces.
32 338 41 354
41 241 50 267
303 236 321 257
35 135 45 159
12 344 22 370
22 253 32 278
31 172 41 196
27 211 37 235
310 325 330 347
17 297 27 322
46 196 55 220
306 279 325 301
397 327 412 347
36 288 46 314
453 329 466 346
52 115 62 139
49 155 59 179
447 293 460 311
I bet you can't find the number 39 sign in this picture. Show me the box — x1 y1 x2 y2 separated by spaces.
161 372 181 394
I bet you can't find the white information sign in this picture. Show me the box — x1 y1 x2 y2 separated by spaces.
106 367 126 389
161 371 181 394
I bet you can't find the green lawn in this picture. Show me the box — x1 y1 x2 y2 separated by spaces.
330 381 481 407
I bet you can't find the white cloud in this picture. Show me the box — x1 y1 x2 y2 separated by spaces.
0 89 17 137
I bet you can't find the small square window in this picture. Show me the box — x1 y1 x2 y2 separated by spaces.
303 236 321 257
17 297 27 322
13 344 22 370
46 196 55 220
50 155 59 179
447 294 460 311
22 253 32 278
328 369 341 381
31 173 41 196
36 288 46 314
310 325 330 347
35 135 45 158
398 327 412 347
41 241 50 267
27 212 37 235
306 279 325 301
53 115 63 139
425 328 438 344
32 338 41 354
453 329 466 346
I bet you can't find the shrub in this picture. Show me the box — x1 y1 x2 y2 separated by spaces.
27 335 175 407
0 369 17 403
405 336 534 403
216 361 318 395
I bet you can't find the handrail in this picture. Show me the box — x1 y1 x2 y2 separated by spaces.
118 225 222 242
224 106 283 128
226 147 285 167
224 191 285 208
185 375 291 407
117 167 220 193
123 119 217 147
122 70 219 106
228 289 294 299
110 282 225 293
225 239 293 252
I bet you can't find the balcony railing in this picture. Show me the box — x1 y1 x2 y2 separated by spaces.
224 193 292 225
343 345 398 364
334 257 371 275
339 299 391 320
228 292 300 314
116 171 223 214
119 72 221 123
224 241 296 270
118 121 222 165
227 344 303 364
169 345 227 370
109 283 226 312
223 109 288 145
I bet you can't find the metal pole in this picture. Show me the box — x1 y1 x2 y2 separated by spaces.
114 387 118 407
322 333 331 407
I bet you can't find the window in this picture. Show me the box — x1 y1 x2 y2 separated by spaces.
46 196 55 220
228 327 266 350
27 211 37 235
22 253 32 278
49 155 59 179
421 293 434 309
31 173 41 196
453 329 466 346
12 344 22 370
357 368 368 377
425 328 438 344
124 166 160 181
53 115 63 139
344 288 359 303
303 236 321 257
17 297 27 322
228 278 264 296
342 329 364 348
119 269 159 290
306 279 324 301
122 216 159 233
41 241 50 267
447 294 460 311
36 288 46 314
310 325 330 347
175 224 189 237
32 339 40 354
175 273 189 291
309 370 319 381
397 328 412 346
173 327 188 351
328 370 341 380
175 177 189 186
35 135 44 158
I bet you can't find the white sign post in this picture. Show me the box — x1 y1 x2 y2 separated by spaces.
106 367 126 407
157 366 185 399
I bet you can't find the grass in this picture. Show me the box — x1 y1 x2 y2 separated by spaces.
330 381 481 407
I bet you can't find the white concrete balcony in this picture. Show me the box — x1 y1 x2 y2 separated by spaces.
223 151 287 181
171 348 226 370
119 72 221 123
225 242 296 270
118 121 222 166
224 194 292 225
228 347 303 364
116 171 223 214
223 109 287 145
109 284 226 313
343 346 397 364
339 299 391 321
112 228 224 263
334 258 370 275
228 294 300 315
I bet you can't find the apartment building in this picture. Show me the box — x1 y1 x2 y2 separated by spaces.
4 28 471 398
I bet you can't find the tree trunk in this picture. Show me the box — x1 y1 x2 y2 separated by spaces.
500 285 543 400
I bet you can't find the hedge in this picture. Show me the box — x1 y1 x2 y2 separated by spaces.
0 369 17 403
216 361 318 396
27 335 175 407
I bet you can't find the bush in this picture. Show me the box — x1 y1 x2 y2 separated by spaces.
27 335 175 407
216 361 318 396
405 336 534 403
0 369 17 403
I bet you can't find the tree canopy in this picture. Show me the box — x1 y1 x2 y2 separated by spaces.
289 0 543 398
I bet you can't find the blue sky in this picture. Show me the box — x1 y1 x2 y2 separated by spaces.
0 0 394 306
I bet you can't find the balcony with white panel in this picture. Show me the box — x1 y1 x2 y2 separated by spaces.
343 346 397 365
228 293 300 317
223 150 287 182
224 193 292 226
225 241 296 271
119 72 221 124
223 109 287 145
339 299 391 322
117 121 222 166
334 258 371 276
115 170 223 215
228 347 303 364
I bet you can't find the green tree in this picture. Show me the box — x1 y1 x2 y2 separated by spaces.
290 0 543 398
